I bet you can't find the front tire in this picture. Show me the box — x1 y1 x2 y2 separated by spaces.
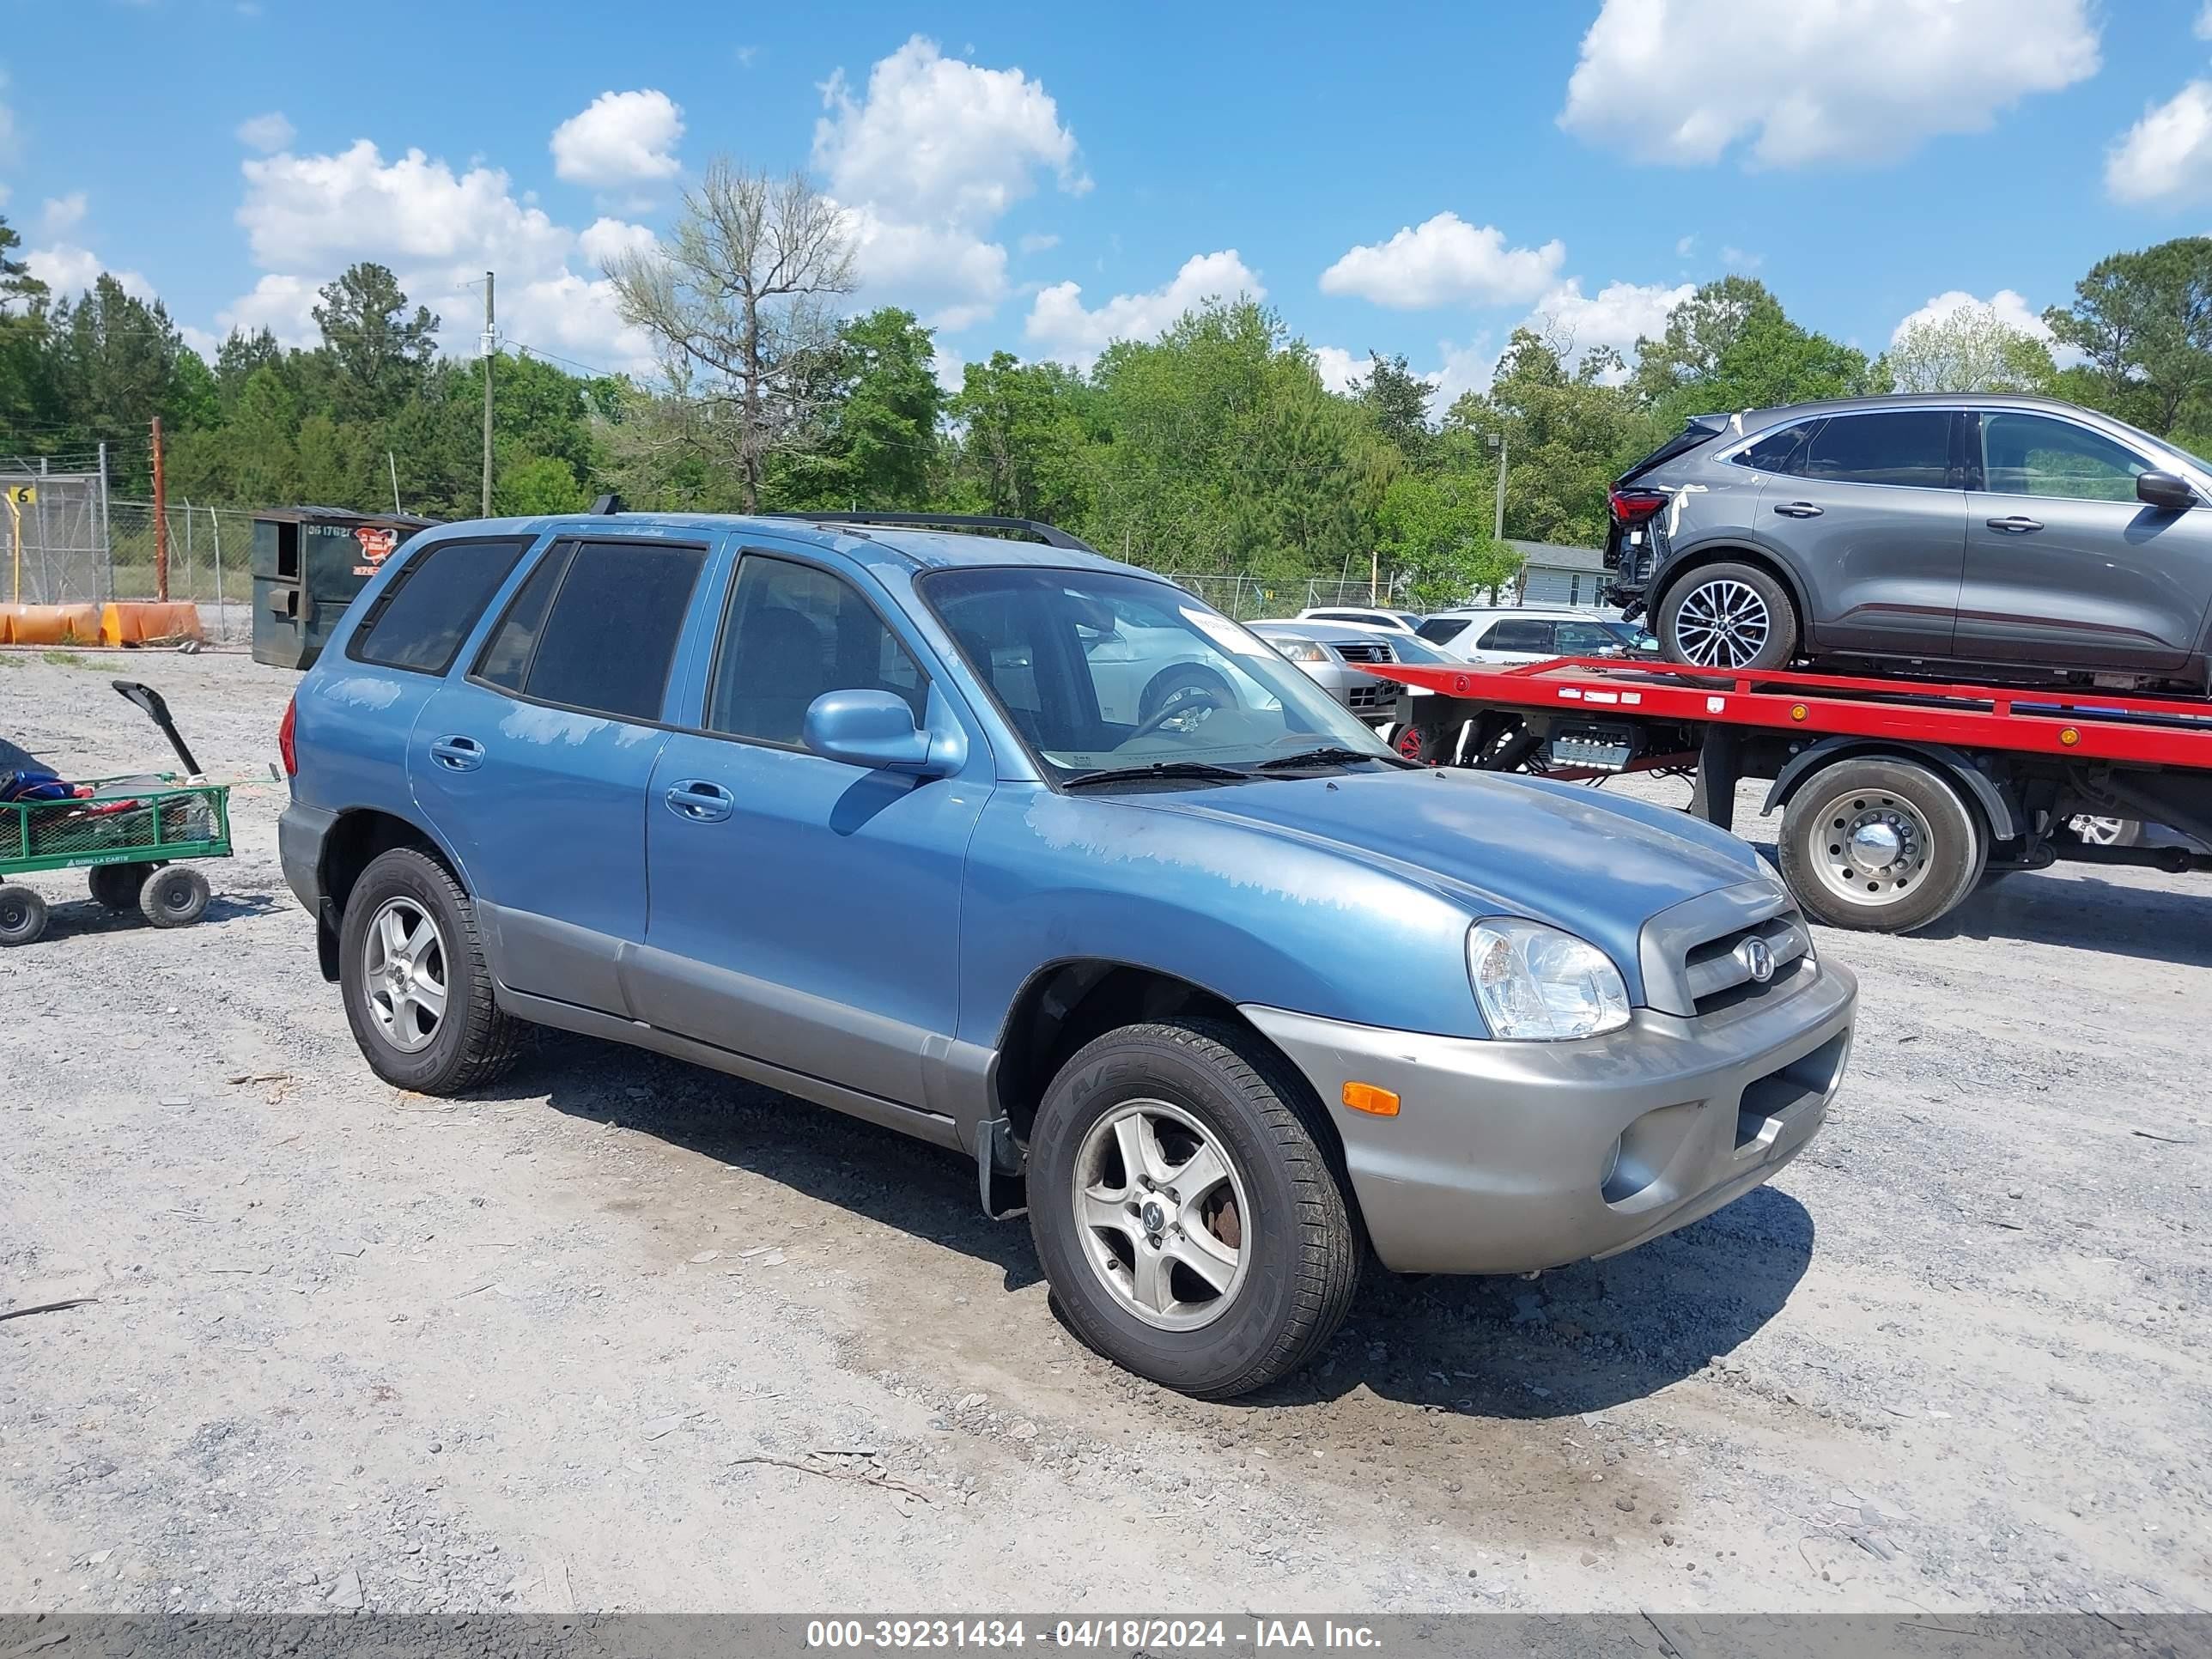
1779 757 1982 933
1027 1018 1360 1399
339 847 523 1094
1658 562 1798 671
138 865 210 928
0 884 48 946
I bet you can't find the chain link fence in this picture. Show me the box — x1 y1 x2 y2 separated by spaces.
0 465 109 609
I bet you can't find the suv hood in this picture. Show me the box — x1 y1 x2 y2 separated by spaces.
1124 767 1767 994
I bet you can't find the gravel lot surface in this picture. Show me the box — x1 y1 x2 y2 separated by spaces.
3 647 2207 1616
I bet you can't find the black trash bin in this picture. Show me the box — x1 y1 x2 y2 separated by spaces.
250 507 439 670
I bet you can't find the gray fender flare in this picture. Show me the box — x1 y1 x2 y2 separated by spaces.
1760 737 2019 842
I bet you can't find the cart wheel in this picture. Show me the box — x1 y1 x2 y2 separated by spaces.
0 884 48 946
140 865 211 928
1778 757 1982 933
89 860 157 912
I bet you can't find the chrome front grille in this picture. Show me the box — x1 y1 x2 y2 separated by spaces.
1332 641 1394 664
1681 915 1811 1016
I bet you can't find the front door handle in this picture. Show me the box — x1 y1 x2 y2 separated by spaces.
428 735 483 771
1771 501 1824 518
1986 515 2044 533
664 780 734 823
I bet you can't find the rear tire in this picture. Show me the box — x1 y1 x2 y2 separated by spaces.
1779 757 1981 933
1658 562 1798 671
89 860 156 912
339 847 524 1094
0 884 48 946
1027 1018 1361 1400
138 865 210 928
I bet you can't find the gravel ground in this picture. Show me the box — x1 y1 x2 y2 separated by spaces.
2 646 2207 1616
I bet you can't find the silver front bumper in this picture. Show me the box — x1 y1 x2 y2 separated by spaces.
1243 961 1856 1275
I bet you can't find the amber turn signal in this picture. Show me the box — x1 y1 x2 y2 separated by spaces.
1341 1081 1400 1117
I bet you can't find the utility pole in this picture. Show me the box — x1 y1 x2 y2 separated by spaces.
151 416 168 601
477 270 495 517
1492 429 1509 544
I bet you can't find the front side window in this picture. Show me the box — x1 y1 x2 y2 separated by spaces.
924 568 1394 781
706 556 927 746
1802 411 1954 489
1979 412 2150 502
1479 619 1555 653
473 539 704 721
347 537 528 675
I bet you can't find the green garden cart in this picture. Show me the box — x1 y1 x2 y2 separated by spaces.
0 680 233 945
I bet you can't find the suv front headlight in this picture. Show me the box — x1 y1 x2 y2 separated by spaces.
1468 920 1632 1041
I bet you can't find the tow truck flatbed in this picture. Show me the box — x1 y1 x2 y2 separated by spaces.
1365 657 2212 933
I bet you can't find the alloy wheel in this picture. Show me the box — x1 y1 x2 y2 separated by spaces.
361 896 449 1054
1674 579 1772 668
1072 1098 1251 1332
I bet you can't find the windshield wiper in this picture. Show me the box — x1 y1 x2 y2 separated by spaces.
1064 760 1253 789
1255 745 1413 771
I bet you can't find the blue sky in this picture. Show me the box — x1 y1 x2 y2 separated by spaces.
9 0 2212 404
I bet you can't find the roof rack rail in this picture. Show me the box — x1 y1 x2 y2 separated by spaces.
764 510 1102 555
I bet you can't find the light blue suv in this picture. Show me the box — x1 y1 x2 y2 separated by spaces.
278 509 1856 1397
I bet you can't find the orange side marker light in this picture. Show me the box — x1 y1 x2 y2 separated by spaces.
1342 1081 1400 1117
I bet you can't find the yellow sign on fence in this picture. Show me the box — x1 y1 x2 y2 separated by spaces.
5 485 35 505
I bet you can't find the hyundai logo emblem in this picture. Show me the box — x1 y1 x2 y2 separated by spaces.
1736 936 1775 983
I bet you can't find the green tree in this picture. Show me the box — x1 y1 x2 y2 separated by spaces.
46 275 199 492
495 453 592 515
1350 350 1434 468
1632 276 1783 404
214 327 282 415
313 262 439 420
1880 303 2057 393
2043 238 2212 435
0 214 51 432
1375 470 1521 608
776 307 943 507
947 351 1097 525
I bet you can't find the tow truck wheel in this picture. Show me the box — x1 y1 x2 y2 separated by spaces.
1779 757 1981 933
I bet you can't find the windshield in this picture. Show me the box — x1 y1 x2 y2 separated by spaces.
923 567 1400 781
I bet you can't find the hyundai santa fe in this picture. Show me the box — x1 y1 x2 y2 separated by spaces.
1602 392 2212 690
279 509 1855 1398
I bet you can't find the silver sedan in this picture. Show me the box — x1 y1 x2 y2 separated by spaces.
1247 620 1445 725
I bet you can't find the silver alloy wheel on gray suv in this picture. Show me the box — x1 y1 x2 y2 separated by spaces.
1673 576 1773 668
362 895 449 1053
1073 1097 1251 1330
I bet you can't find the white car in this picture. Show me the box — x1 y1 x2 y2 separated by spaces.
1295 605 1423 635
1415 607 1655 665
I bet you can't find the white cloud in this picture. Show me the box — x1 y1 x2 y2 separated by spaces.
226 138 655 373
1561 0 2100 168
234 111 295 154
1890 288 2053 345
577 216 657 271
550 89 684 190
2199 2 2212 40
26 244 154 302
814 35 1085 229
1018 232 1060 255
930 343 965 394
39 191 86 235
1025 249 1262 368
1318 213 1565 309
2107 80 2212 205
1674 234 1697 258
813 36 1085 332
1310 345 1363 395
1524 278 1693 374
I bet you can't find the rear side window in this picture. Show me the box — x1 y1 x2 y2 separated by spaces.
1802 412 1954 489
474 539 706 721
706 556 927 747
346 537 528 674
1480 619 1554 653
1417 617 1470 645
1734 422 1820 476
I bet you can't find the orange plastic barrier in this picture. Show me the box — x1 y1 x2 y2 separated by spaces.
0 603 101 645
99 601 204 646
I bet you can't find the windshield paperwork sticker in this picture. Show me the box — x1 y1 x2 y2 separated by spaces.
1181 606 1273 658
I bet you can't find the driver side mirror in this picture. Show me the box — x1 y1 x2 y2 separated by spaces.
2138 470 2198 511
803 690 954 776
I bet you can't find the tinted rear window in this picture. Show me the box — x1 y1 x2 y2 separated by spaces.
1734 421 1820 476
1619 417 1725 482
1417 617 1470 644
346 538 529 674
1480 619 1554 652
480 540 705 721
1802 412 1954 489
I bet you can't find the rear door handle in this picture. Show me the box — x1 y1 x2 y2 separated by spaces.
1771 501 1823 518
664 780 733 823
1986 515 2043 533
428 735 483 771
